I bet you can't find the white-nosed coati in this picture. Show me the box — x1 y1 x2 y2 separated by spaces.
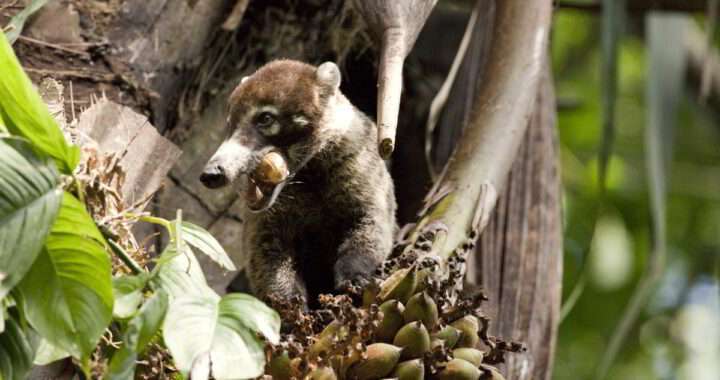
200 60 396 307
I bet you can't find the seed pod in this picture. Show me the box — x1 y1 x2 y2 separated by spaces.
452 348 484 367
309 320 348 358
451 316 480 348
347 343 402 380
393 321 431 359
254 151 289 185
432 325 461 349
392 359 425 380
268 351 292 380
378 267 417 303
376 300 406 342
437 358 481 380
480 365 506 380
362 280 380 308
403 292 439 330
306 366 337 380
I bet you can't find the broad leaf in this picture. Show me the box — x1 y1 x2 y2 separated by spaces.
0 138 61 300
181 222 236 271
33 339 70 365
154 240 216 300
0 315 34 380
112 273 149 319
0 32 79 173
108 289 169 380
163 293 281 379
18 192 113 360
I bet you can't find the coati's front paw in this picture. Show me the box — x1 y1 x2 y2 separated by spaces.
334 254 380 292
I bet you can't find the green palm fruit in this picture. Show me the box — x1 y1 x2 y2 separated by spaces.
376 300 406 342
433 325 461 349
437 358 481 380
306 366 338 380
362 280 380 308
347 343 402 380
378 267 417 303
309 320 348 358
403 292 439 330
268 351 292 379
393 321 431 359
480 365 506 380
452 348 484 367
393 359 425 380
451 315 480 348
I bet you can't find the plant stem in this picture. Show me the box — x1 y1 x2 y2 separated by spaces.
107 239 144 275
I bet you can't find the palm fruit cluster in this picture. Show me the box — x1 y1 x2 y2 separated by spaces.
262 218 523 380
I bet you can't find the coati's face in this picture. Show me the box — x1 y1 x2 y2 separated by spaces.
200 60 342 211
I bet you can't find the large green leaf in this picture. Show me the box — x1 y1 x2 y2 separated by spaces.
0 314 34 380
17 192 113 360
163 293 280 380
153 239 216 300
108 289 169 380
112 273 150 319
0 138 61 301
181 222 236 271
0 32 79 173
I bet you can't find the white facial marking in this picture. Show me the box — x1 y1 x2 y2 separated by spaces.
292 115 309 127
210 138 252 182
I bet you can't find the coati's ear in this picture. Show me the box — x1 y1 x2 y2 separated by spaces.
240 76 250 84
316 62 341 90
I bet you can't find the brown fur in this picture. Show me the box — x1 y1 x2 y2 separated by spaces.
201 60 396 307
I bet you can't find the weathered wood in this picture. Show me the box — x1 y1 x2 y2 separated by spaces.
428 1 561 378
470 65 562 380
77 99 182 205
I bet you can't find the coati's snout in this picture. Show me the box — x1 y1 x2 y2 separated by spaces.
199 59 342 211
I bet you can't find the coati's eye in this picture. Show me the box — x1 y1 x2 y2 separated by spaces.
255 112 275 128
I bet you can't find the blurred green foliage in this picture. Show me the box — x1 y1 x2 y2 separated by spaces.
553 9 720 380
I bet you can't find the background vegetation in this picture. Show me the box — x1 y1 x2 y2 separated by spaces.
553 6 720 380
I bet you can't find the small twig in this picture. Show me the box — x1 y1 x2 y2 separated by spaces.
107 238 144 275
17 35 90 57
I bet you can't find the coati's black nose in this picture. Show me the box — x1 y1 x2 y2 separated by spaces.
200 165 228 189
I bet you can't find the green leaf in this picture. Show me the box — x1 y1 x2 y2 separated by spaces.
0 32 79 173
163 293 280 379
0 138 62 301
112 274 150 319
108 289 169 380
18 192 113 361
4 0 49 44
181 222 236 271
0 314 34 380
598 0 625 190
33 339 70 366
154 240 216 300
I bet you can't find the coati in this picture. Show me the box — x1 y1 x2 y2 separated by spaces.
200 60 396 307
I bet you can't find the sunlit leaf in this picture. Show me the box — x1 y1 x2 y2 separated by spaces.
108 289 169 380
181 222 236 271
18 192 113 361
112 273 150 319
163 293 280 379
0 138 61 301
33 339 70 366
0 32 79 173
